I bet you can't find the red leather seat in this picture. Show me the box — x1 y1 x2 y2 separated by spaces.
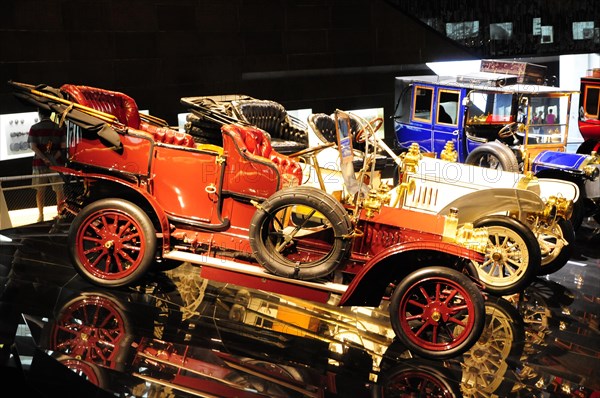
61 84 141 129
226 124 303 185
61 84 195 148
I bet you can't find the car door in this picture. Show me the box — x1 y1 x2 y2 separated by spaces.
431 88 463 159
151 144 224 225
394 82 435 152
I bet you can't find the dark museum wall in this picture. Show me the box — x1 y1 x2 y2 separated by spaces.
0 0 472 145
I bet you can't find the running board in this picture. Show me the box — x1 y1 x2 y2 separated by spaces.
163 250 348 301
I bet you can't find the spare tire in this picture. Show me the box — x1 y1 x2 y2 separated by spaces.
249 186 353 280
465 141 520 172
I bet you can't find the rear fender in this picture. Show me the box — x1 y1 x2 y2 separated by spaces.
339 241 483 307
438 188 545 224
57 167 171 254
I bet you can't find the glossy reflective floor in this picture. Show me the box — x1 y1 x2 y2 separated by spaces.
0 217 599 397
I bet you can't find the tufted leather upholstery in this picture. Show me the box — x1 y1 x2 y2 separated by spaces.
235 100 286 137
308 112 367 151
308 113 337 144
61 84 141 129
224 124 303 185
140 121 196 148
348 113 366 152
308 112 388 172
233 99 308 146
60 84 195 148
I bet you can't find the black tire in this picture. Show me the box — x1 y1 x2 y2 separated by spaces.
473 215 541 296
249 186 352 280
570 197 585 230
576 139 600 154
68 199 156 287
537 218 575 276
391 163 401 186
465 141 520 172
389 267 485 360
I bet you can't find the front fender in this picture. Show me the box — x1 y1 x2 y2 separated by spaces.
56 166 171 253
438 188 545 224
339 240 483 307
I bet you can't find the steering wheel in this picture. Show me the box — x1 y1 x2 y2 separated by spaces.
288 142 336 159
498 122 518 138
355 117 384 143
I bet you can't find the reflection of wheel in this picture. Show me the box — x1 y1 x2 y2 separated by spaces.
461 296 524 397
68 199 156 287
389 267 485 360
249 186 352 280
536 218 575 275
57 356 107 389
50 293 131 370
526 278 575 307
229 303 246 321
377 361 462 397
465 141 520 172
473 215 541 296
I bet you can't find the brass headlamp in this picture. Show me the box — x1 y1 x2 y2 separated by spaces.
442 208 489 254
541 195 574 221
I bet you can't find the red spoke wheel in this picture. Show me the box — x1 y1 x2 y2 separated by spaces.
49 293 130 368
389 267 485 359
377 362 461 397
68 199 156 287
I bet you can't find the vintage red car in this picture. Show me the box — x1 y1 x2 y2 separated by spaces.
10 81 491 359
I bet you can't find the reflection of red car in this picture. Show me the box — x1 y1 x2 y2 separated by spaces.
41 291 333 397
11 81 489 359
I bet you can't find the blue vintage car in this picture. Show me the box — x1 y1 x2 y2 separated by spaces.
393 60 600 227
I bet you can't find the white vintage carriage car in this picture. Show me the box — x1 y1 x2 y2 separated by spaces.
300 111 577 296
